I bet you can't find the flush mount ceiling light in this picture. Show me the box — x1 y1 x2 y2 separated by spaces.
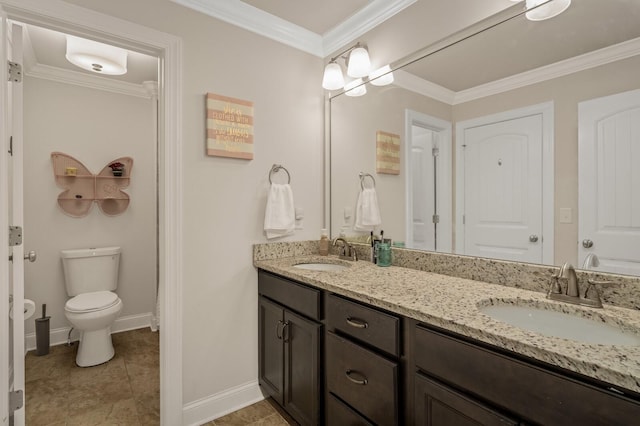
322 42 375 91
65 35 128 75
512 0 571 21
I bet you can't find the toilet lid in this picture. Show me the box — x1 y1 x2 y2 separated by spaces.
65 291 120 313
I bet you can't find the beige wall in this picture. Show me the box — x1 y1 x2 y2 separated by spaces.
23 77 157 335
62 0 325 407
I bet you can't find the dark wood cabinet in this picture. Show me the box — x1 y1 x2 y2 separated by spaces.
414 373 518 426
325 294 401 426
258 271 323 425
413 325 640 426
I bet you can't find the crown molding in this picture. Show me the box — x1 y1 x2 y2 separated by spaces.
393 70 456 105
26 63 152 98
392 37 640 106
171 0 323 56
453 36 640 104
170 0 415 58
322 0 416 56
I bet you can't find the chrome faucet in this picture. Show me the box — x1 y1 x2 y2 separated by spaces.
333 237 357 261
558 262 579 297
548 261 612 308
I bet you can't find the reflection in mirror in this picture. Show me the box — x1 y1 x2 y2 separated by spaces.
329 0 640 276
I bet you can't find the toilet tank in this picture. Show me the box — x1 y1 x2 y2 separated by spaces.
61 247 121 296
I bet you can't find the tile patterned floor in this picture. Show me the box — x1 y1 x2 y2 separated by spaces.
25 328 159 425
199 399 294 426
26 328 293 425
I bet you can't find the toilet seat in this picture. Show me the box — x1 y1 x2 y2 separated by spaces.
65 291 120 313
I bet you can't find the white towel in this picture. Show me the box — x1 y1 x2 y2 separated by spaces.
354 187 381 231
264 183 295 239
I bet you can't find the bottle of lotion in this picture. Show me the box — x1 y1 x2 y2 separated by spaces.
319 229 329 256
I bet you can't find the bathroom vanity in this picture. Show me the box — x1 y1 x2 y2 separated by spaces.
255 246 640 425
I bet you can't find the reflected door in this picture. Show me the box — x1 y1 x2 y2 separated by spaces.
458 114 544 263
578 89 640 275
409 125 437 251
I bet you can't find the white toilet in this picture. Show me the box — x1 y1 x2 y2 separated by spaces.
61 246 123 367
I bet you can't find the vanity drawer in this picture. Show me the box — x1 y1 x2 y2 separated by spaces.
258 270 321 320
326 293 400 356
327 393 374 425
326 331 398 426
415 325 640 425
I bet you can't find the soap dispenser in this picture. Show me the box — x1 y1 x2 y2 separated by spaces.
319 229 329 256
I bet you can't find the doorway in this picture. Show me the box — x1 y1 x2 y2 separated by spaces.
0 1 183 424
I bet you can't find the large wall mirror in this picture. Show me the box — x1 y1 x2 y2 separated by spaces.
329 0 640 276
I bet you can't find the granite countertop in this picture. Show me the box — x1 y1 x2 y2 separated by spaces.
254 255 640 394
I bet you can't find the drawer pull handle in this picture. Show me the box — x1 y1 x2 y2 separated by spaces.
346 317 368 329
345 370 368 385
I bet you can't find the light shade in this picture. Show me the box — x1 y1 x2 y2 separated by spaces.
322 61 345 90
344 79 366 97
525 0 571 21
369 65 394 86
66 35 128 75
347 46 371 78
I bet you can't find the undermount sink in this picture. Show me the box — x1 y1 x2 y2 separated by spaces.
479 303 640 346
292 262 351 272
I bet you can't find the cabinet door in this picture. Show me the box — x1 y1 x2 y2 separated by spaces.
284 309 322 426
259 296 284 405
415 374 518 426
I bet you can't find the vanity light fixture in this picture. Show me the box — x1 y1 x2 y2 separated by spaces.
322 42 372 90
511 0 571 21
65 35 128 75
369 65 394 86
344 78 367 97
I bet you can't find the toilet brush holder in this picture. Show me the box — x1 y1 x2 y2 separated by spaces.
35 304 50 356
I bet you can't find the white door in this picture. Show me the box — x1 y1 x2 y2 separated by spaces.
458 114 544 263
409 125 436 250
2 19 25 426
405 110 452 253
578 89 640 275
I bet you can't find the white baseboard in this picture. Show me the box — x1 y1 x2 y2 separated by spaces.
182 380 264 426
25 312 154 352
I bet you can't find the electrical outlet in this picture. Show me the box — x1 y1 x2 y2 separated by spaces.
559 207 572 224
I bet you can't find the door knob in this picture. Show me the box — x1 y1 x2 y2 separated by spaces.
7 251 37 262
529 235 539 243
582 239 594 248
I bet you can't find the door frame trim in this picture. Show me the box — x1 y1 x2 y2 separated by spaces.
405 109 452 252
0 1 184 424
455 102 554 265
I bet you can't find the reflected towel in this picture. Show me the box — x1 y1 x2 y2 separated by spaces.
264 183 295 239
354 187 381 231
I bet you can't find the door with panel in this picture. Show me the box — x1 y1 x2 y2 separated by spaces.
457 113 545 263
578 89 640 276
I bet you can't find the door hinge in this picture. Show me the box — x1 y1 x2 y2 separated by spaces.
9 390 24 413
9 226 23 246
8 61 22 83
432 214 440 224
8 135 12 156
462 214 465 225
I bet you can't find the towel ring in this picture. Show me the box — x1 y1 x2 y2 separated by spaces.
269 164 291 184
359 172 375 190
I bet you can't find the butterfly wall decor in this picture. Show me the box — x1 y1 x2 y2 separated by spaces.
51 152 134 218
